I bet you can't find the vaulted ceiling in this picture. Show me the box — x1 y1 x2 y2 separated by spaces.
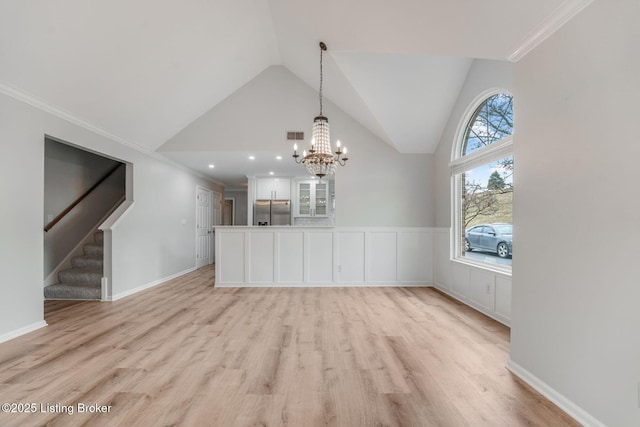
1 0 588 178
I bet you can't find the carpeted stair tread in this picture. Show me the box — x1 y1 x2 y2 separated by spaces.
44 282 101 300
83 243 103 256
58 268 102 284
46 229 104 301
71 255 104 269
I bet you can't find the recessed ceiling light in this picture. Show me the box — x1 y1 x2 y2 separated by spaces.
276 156 282 160
248 155 255 160
208 164 215 168
269 171 274 175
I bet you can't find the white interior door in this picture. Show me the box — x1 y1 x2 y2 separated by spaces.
211 191 222 264
196 186 212 269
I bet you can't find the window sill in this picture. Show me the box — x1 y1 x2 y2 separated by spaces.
451 256 512 277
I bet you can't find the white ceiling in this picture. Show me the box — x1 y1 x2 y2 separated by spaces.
0 0 584 183
168 151 313 188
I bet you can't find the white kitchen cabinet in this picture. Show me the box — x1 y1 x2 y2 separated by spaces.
256 178 291 200
296 180 328 217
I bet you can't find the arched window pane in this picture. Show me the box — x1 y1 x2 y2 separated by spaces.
462 94 513 156
454 92 514 271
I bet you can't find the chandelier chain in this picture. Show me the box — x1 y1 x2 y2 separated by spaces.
319 45 323 116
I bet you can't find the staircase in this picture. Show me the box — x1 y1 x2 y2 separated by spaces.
44 231 104 300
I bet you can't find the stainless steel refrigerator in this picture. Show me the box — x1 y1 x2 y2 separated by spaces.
254 200 291 226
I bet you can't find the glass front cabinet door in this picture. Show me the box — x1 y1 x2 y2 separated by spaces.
314 182 327 216
298 182 311 216
296 181 328 217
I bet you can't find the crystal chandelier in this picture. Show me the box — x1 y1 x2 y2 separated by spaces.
293 41 348 178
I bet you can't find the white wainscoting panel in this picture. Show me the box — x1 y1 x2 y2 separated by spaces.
306 231 334 283
336 231 366 284
249 231 274 283
435 229 451 288
217 232 245 283
451 262 470 300
215 227 433 287
369 232 397 283
278 231 304 283
433 227 512 326
495 275 512 322
397 230 433 284
469 268 495 312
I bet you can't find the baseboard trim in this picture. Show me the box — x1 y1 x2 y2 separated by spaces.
506 359 606 427
110 267 197 301
215 282 433 288
433 282 510 327
0 321 48 344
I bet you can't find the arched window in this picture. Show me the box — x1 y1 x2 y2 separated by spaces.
462 94 513 156
451 92 513 270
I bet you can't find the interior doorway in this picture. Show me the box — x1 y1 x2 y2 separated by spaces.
43 136 128 303
195 186 212 269
211 192 222 264
222 198 234 225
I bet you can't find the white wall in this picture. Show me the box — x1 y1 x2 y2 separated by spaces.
0 95 46 339
0 90 220 340
510 1 640 426
109 159 219 299
161 66 434 227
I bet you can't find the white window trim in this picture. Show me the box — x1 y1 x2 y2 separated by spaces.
450 88 513 274
453 248 514 275
449 136 513 176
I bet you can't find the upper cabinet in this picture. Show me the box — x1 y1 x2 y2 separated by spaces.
296 180 329 217
256 178 291 200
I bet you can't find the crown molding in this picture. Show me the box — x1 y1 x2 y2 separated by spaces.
507 0 595 62
0 80 221 185
0 79 152 153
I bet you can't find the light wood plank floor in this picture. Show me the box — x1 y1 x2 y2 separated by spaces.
0 265 578 426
